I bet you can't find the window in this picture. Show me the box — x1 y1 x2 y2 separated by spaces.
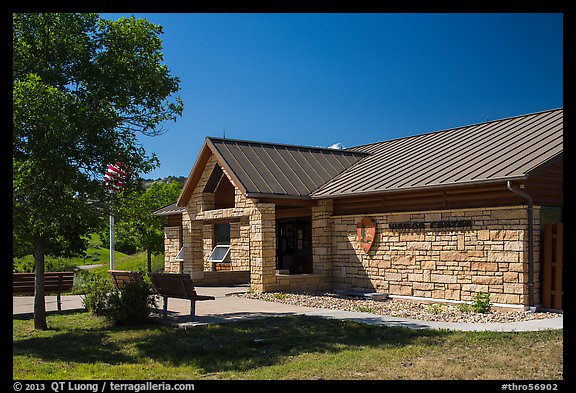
175 247 185 261
209 223 231 263
214 223 231 245
208 245 231 262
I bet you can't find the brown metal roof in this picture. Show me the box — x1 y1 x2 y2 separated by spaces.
207 137 369 199
312 108 563 199
176 137 369 206
152 202 185 216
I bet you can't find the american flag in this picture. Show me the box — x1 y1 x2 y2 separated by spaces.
104 162 127 191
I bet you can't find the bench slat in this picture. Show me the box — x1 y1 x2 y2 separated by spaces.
13 272 75 294
108 270 144 289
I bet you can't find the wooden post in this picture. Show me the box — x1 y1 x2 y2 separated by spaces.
190 300 196 320
542 223 563 310
554 224 563 309
163 296 168 318
543 224 553 308
57 274 63 311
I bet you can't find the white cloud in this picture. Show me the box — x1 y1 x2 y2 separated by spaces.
328 142 345 150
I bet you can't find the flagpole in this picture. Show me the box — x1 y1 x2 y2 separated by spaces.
104 161 126 271
109 196 115 270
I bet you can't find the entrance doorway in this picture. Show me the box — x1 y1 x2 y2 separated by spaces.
276 217 312 274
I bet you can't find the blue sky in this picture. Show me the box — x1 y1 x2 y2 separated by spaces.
101 13 563 179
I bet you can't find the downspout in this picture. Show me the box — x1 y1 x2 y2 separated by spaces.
506 181 535 310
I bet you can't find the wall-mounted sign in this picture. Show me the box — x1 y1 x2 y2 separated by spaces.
357 217 376 254
389 219 472 231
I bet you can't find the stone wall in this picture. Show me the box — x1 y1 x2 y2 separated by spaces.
330 205 539 307
163 226 182 273
195 270 250 286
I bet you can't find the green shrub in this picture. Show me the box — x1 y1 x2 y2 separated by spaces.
104 278 157 326
356 306 376 313
425 303 443 315
77 270 112 316
13 257 35 273
273 293 287 300
78 269 157 326
13 256 79 273
457 303 473 313
472 292 492 314
47 257 78 272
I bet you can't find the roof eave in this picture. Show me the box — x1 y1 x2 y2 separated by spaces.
245 192 312 200
310 176 529 200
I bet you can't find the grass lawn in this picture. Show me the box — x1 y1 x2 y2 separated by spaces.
13 312 563 380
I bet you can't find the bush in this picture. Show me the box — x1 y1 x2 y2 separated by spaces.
78 269 157 326
425 303 443 315
77 270 112 316
472 292 492 314
457 303 473 313
13 256 79 273
104 277 157 326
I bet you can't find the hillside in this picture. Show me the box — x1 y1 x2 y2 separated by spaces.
141 176 187 190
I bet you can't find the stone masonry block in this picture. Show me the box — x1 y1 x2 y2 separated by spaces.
431 274 457 284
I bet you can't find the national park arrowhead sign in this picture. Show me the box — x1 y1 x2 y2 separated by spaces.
357 217 376 254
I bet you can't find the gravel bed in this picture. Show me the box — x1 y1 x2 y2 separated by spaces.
234 291 561 324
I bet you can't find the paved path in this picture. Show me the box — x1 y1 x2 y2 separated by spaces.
13 286 563 332
77 264 105 270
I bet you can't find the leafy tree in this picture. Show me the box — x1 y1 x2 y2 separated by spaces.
112 181 182 273
13 13 183 329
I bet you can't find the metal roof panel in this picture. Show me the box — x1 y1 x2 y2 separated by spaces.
312 108 563 198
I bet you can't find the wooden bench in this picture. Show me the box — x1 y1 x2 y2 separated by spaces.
149 273 215 319
13 272 75 311
108 270 144 289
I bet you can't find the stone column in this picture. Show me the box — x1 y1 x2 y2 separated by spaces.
202 224 214 271
181 210 205 279
163 226 182 273
312 199 333 279
249 203 276 292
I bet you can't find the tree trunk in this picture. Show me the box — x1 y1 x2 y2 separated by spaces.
33 236 48 330
147 249 152 273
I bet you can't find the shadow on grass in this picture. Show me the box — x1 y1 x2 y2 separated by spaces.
14 312 450 373
14 330 135 365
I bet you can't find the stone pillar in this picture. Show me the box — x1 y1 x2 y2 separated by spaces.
163 226 182 273
202 224 214 271
249 203 276 292
182 210 205 279
312 199 333 278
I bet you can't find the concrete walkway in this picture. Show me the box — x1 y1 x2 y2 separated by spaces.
13 286 563 332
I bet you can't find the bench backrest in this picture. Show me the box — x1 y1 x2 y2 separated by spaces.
149 273 197 298
13 272 75 294
108 270 144 289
